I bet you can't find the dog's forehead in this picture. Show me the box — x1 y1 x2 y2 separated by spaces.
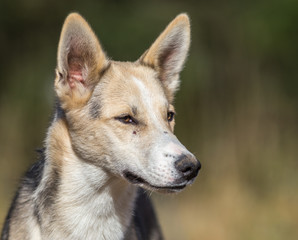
96 62 169 112
108 61 162 89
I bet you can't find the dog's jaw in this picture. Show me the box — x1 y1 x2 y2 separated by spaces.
123 170 188 193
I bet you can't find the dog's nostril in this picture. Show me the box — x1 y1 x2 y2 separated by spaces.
183 167 192 175
177 162 195 175
175 155 201 181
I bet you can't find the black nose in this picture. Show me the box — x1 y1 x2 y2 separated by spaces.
174 154 201 181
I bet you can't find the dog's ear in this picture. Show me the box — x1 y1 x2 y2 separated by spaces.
139 14 190 102
55 13 109 109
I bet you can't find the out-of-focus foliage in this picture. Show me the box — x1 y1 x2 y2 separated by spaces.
0 0 297 239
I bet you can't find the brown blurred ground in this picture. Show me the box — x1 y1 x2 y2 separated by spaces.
0 0 298 239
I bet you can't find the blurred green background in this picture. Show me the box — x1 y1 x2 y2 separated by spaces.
0 0 298 239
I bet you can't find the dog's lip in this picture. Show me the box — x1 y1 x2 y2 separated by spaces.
123 170 187 192
152 183 186 191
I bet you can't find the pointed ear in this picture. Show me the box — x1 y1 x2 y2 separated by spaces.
55 13 109 109
139 14 190 102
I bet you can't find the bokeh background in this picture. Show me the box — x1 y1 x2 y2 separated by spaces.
0 0 298 239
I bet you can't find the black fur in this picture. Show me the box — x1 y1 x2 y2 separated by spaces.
1 150 45 240
124 188 163 240
54 99 66 120
1 191 19 240
24 149 45 191
139 60 157 71
89 99 101 119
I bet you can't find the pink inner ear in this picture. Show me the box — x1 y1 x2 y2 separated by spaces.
68 71 84 88
68 57 85 88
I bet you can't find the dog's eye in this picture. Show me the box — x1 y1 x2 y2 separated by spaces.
167 111 175 122
116 115 136 124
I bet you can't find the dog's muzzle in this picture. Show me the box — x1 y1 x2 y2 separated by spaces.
123 152 201 192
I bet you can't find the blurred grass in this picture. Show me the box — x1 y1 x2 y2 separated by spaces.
0 0 298 239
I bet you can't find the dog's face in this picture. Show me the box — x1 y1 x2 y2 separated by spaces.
55 13 200 193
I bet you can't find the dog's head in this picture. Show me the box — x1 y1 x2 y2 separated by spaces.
54 13 201 193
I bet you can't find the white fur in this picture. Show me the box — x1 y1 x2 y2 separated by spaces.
146 136 192 186
29 220 41 240
33 145 137 240
127 76 193 187
131 76 164 126
51 155 137 240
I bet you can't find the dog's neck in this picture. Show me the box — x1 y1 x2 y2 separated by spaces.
40 119 138 239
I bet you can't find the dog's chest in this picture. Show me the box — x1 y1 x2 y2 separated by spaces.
44 181 137 240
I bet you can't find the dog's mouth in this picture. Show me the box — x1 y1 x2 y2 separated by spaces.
123 171 187 193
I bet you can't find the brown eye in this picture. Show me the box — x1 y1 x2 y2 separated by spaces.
115 115 137 124
123 116 133 123
167 111 175 122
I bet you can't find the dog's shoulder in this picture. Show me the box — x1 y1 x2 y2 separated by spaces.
23 149 46 191
0 150 45 239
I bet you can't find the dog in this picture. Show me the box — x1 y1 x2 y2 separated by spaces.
1 13 201 240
